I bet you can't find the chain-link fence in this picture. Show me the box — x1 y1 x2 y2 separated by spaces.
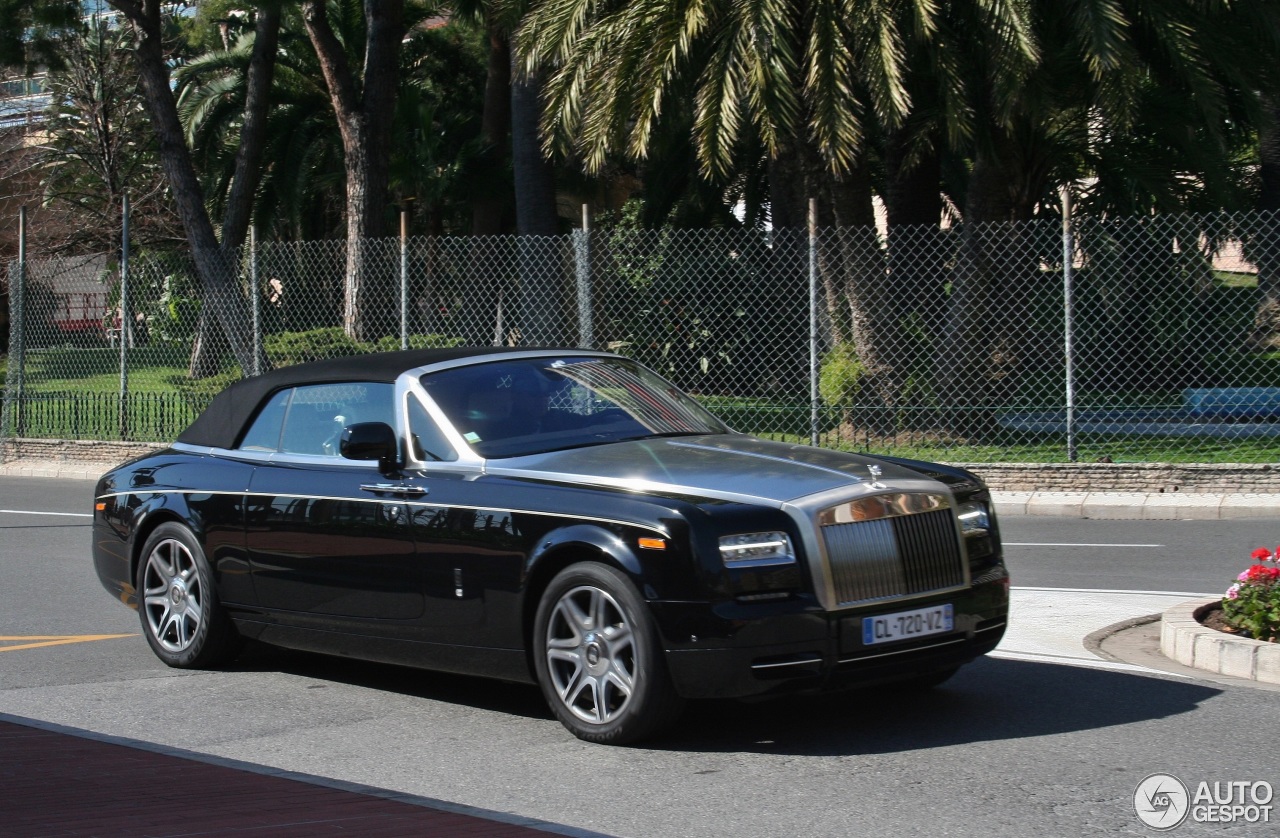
3 210 1280 464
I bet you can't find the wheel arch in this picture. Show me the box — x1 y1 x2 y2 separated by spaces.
127 500 202 593
520 523 649 674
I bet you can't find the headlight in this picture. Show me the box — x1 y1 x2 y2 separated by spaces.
956 501 990 535
719 531 796 568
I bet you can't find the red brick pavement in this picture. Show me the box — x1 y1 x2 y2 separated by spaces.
0 720 583 838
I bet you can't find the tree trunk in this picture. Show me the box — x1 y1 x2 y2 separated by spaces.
302 0 406 342
113 0 262 376
472 25 511 237
940 131 1037 437
511 60 566 345
220 1 280 250
1253 95 1280 350
189 1 281 377
462 25 511 345
771 136 902 431
885 126 945 319
884 128 945 433
822 163 900 430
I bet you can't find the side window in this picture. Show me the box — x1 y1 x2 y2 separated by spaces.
408 396 458 462
243 382 395 457
238 389 292 451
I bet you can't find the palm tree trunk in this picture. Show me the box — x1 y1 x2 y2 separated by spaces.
472 25 511 237
302 0 405 342
463 26 511 345
1253 95 1280 350
940 133 1033 436
511 61 566 345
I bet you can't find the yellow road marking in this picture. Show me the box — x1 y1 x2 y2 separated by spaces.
0 634 137 652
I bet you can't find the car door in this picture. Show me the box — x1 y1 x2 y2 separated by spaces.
242 382 425 625
397 390 527 646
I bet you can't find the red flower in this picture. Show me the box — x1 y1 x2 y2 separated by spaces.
1245 564 1280 584
1252 547 1273 562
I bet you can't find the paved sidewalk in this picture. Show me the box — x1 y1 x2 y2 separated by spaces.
0 717 606 838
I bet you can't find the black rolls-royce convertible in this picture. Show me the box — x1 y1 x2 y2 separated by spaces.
93 348 1009 744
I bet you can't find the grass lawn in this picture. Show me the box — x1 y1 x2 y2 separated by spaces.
15 346 206 393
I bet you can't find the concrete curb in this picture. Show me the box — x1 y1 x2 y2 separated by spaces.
0 460 119 481
1160 599 1280 685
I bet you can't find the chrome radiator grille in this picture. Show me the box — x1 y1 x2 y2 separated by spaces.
820 503 966 607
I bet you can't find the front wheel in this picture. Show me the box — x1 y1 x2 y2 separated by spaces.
135 522 241 668
533 562 684 745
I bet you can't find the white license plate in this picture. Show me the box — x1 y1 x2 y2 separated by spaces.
863 604 954 645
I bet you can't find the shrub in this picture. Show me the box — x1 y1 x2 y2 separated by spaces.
264 327 365 366
368 333 465 352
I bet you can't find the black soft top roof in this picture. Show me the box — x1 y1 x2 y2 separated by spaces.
176 346 564 449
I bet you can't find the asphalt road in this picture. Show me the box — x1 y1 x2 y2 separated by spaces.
2 476 1279 837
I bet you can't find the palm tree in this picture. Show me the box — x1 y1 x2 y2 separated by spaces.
516 0 1037 413
178 17 343 240
934 0 1280 434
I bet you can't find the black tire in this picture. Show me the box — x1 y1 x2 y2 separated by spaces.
533 562 684 745
135 522 241 668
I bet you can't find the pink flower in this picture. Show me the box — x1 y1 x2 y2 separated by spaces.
1227 584 1241 600
1239 570 1251 582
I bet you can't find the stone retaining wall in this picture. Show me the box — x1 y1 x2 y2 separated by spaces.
1 438 165 467
3 437 1278 494
954 462 1280 494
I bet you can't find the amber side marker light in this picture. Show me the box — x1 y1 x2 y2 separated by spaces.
638 537 667 550
94 502 107 512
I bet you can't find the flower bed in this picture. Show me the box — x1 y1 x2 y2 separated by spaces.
1219 546 1280 642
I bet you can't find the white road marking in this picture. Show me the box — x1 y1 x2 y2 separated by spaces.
1005 542 1163 548
0 509 92 518
1015 585 1216 597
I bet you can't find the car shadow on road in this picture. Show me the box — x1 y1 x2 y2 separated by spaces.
228 642 554 721
226 645 1226 754
658 657 1225 756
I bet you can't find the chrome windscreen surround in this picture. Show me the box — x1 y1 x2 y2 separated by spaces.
793 489 971 611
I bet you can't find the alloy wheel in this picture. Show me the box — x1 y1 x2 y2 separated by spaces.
544 585 637 725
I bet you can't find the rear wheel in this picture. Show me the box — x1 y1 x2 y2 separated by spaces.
135 522 241 668
533 562 683 744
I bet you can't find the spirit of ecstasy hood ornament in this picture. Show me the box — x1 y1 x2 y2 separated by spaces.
867 464 886 489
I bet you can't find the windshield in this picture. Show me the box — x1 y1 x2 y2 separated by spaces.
421 356 731 458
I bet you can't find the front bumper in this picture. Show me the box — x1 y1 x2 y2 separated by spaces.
653 574 1009 699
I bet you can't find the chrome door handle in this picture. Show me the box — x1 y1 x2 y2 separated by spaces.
360 483 427 497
